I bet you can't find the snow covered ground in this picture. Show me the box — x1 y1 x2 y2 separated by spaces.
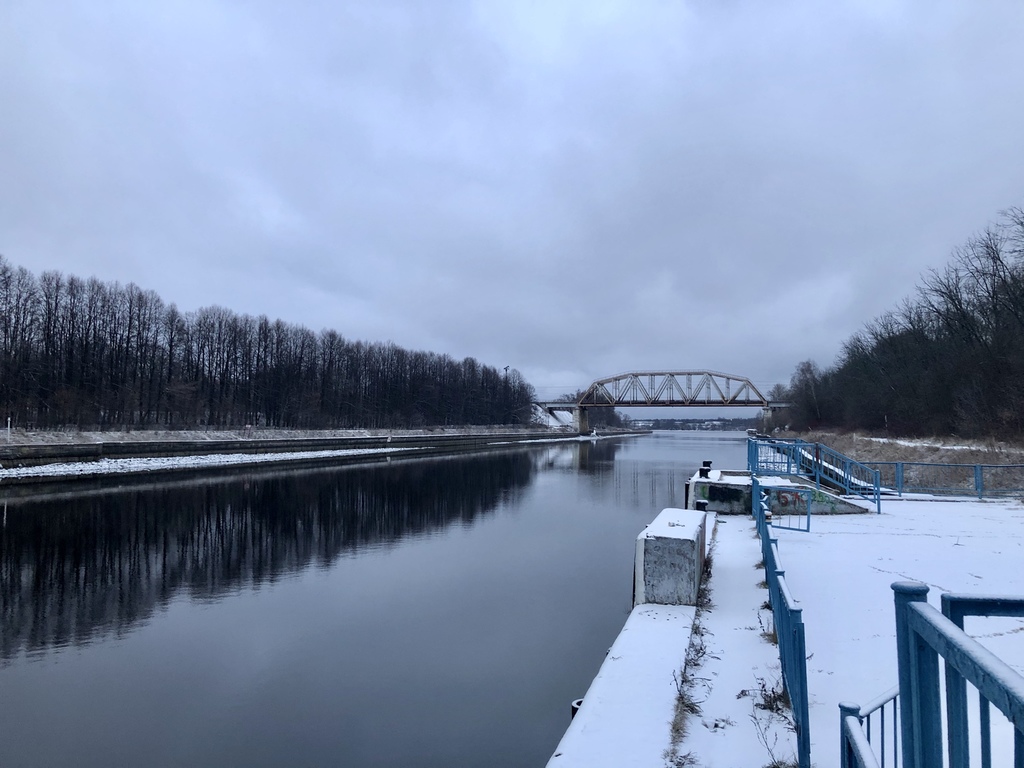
563 492 1024 768
861 435 1024 455
778 496 1024 766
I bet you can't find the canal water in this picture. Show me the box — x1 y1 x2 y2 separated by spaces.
0 431 748 767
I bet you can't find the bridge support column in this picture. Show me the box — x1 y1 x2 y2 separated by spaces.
574 407 590 435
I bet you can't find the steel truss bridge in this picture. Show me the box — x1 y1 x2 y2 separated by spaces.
537 371 789 432
578 371 780 408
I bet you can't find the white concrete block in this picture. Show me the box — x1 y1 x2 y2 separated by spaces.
633 508 706 606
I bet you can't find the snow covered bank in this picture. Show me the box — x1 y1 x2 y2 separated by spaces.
0 432 588 485
777 497 1024 765
0 447 420 481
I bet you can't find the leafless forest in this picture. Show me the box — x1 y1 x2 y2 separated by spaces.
0 257 536 430
781 207 1024 439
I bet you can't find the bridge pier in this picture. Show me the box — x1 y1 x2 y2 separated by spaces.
574 407 590 435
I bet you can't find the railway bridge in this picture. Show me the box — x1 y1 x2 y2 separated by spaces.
536 371 789 434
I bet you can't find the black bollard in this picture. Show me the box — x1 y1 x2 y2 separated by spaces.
570 698 584 720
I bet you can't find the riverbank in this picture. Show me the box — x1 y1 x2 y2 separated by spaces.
0 428 650 494
792 430 1024 465
0 425 563 446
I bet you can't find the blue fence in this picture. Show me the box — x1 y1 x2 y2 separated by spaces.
752 479 811 768
748 439 881 513
865 461 1024 499
840 583 1024 768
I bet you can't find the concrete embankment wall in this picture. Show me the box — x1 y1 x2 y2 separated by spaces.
0 430 651 498
549 508 708 767
688 469 870 515
0 431 559 468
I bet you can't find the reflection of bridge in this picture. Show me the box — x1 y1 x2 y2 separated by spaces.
538 371 789 433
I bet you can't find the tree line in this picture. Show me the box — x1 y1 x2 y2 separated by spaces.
780 206 1024 438
0 256 536 430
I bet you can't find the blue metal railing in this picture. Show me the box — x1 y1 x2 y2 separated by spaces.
865 461 1024 498
841 583 1024 768
764 484 813 532
938 592 1024 768
840 687 900 768
748 439 881 513
752 479 811 768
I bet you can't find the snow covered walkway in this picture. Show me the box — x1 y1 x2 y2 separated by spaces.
675 515 799 767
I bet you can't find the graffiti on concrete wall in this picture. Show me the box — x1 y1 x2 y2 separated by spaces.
775 489 808 511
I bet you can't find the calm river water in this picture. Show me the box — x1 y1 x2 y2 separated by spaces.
0 431 748 767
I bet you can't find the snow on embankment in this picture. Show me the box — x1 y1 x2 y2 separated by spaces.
0 447 419 481
0 430 580 484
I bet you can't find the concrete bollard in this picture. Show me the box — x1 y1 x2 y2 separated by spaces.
634 508 707 606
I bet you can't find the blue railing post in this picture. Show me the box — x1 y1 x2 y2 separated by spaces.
975 465 984 498
896 463 904 496
940 593 970 768
814 443 822 491
839 702 860 768
792 609 811 768
893 581 942 768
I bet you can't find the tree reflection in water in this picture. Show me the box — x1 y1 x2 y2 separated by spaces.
0 447 585 661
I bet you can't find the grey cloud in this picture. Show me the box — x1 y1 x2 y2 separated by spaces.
3 0 1024 403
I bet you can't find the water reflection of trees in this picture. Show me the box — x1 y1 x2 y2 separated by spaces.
0 451 537 660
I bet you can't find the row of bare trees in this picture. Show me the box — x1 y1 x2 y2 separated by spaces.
782 207 1024 437
0 257 536 430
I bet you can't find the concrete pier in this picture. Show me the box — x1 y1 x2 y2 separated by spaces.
548 507 708 767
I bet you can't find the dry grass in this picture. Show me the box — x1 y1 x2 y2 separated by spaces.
791 430 1024 465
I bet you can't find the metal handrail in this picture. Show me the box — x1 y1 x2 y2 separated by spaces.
752 479 811 768
895 583 1024 768
865 461 1024 498
840 687 900 768
748 439 881 513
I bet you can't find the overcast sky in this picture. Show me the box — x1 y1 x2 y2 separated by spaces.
3 1 1024 401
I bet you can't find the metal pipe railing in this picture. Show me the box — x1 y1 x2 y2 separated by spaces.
749 439 881 513
865 461 1024 498
752 479 811 768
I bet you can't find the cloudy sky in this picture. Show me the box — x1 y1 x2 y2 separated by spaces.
3 1 1024 401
